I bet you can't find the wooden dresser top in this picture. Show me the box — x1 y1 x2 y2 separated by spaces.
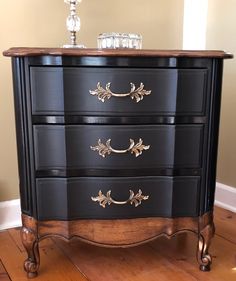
3 47 233 59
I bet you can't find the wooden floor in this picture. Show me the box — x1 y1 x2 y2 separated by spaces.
0 207 235 281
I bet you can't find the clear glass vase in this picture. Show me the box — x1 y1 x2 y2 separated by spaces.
97 33 142 49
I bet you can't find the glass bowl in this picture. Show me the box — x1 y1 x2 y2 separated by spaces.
97 32 142 49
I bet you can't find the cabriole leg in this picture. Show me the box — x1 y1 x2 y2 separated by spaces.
197 213 215 271
21 215 40 278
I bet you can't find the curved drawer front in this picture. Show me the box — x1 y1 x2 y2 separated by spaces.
36 176 200 220
30 67 207 116
33 124 204 171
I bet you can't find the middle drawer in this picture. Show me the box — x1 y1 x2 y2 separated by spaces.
34 124 204 171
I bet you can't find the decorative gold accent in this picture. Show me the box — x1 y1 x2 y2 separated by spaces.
90 138 150 158
91 189 149 208
89 82 151 103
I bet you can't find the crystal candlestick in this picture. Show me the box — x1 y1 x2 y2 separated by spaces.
63 0 85 48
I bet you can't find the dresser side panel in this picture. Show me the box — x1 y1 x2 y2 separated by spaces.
11 58 35 216
203 59 224 213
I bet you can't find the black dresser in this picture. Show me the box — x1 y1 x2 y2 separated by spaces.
4 48 233 278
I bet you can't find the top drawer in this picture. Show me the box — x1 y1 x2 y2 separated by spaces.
30 67 207 116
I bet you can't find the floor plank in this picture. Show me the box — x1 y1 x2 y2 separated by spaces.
149 233 236 281
214 206 236 244
0 260 11 281
55 238 199 281
7 228 24 253
54 230 236 281
0 231 88 281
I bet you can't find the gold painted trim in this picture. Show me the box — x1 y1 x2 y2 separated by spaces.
90 138 150 158
89 82 151 102
91 189 149 208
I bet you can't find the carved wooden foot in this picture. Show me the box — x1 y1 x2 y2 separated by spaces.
21 216 40 278
197 213 215 271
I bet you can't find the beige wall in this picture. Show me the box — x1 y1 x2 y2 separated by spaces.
206 0 236 187
0 0 68 201
79 0 184 49
0 0 184 201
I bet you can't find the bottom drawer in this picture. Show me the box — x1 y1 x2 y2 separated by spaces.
36 177 200 220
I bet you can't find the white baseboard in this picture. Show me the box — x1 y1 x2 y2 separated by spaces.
0 199 21 231
214 182 236 213
0 183 235 231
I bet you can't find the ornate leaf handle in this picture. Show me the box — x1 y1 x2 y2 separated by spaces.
91 189 149 208
90 138 150 158
89 82 151 103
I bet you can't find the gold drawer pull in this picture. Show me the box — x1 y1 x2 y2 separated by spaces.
89 82 151 103
90 138 150 158
91 189 149 208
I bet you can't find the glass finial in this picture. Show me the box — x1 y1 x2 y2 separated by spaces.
63 0 85 48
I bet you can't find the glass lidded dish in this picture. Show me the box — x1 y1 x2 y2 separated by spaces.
97 32 142 49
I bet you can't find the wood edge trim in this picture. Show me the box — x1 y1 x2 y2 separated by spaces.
3 48 233 59
21 213 213 248
37 229 199 248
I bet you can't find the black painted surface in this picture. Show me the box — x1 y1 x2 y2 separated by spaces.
27 55 213 69
204 59 224 212
8 54 227 220
32 115 207 125
30 67 207 116
11 58 30 214
11 58 37 216
36 176 200 220
33 124 203 170
35 168 201 178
